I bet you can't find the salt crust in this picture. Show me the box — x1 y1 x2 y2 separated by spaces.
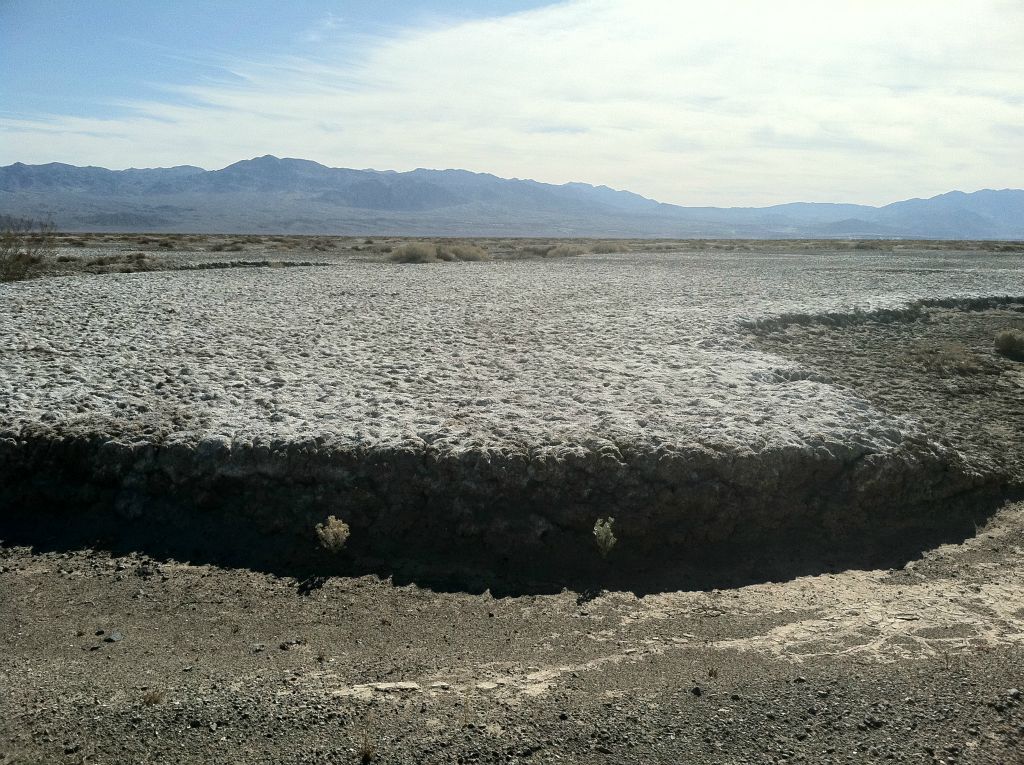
2 250 1021 464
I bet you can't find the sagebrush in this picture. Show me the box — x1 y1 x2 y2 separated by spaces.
0 216 55 281
593 517 617 558
995 329 1024 360
389 241 490 263
316 515 350 552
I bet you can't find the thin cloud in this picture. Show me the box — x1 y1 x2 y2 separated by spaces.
2 0 1022 205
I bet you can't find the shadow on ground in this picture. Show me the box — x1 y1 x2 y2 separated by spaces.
1 490 1016 597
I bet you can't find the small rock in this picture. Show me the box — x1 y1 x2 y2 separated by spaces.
104 631 123 643
691 686 703 697
251 643 266 653
794 676 807 683
1009 688 1021 700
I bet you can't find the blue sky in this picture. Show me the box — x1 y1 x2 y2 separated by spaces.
2 1 1022 206
2 1 552 119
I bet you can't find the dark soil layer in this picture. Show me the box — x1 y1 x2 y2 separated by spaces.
0 426 1004 594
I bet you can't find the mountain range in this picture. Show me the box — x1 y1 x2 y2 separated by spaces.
1 156 1022 239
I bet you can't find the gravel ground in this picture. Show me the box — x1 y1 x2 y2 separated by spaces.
2 502 1023 764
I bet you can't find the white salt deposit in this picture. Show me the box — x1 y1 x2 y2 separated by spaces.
1 249 1021 462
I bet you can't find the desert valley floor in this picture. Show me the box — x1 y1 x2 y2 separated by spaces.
1 236 1023 763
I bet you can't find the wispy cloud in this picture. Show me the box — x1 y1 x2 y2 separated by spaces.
2 0 1022 205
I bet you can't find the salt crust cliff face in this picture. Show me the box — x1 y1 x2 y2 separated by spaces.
1 251 1021 575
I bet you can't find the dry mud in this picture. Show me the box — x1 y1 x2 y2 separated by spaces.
2 246 1024 585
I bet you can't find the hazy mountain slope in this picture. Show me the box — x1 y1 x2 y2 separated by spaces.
0 156 1021 238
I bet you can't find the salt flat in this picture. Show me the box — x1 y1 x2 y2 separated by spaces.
1 244 1022 582
3 248 1020 452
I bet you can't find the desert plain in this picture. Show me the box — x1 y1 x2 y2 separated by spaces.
1 235 1023 763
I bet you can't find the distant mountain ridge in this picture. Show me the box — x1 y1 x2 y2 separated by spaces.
1 156 1022 238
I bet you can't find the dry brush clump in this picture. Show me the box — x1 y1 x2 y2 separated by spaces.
911 343 993 377
388 241 490 263
503 241 595 259
593 517 617 558
545 243 588 258
316 515 351 552
588 242 624 254
210 240 246 253
0 216 55 281
83 252 157 274
995 329 1024 360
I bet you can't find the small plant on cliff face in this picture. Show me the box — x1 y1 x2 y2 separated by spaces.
995 329 1024 360
593 517 617 558
315 515 350 552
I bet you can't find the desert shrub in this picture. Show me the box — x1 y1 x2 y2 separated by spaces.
913 343 990 377
316 515 350 552
389 241 490 263
589 242 624 254
454 243 489 260
309 237 337 251
593 517 617 558
546 244 588 258
210 242 245 253
0 217 55 281
83 252 155 273
389 242 439 263
357 731 377 764
438 243 489 261
995 329 1024 360
142 689 165 706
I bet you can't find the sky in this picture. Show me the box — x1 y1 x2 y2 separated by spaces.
1 0 1022 207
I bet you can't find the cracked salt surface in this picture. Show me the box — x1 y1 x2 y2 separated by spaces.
2 250 1022 459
